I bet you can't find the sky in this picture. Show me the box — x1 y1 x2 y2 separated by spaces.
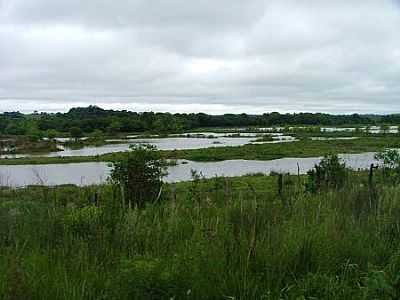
1 0 400 114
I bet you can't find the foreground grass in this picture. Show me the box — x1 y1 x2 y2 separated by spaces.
1 172 400 299
1 136 400 165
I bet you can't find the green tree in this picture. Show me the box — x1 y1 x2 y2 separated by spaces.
109 144 167 208
90 129 104 140
152 114 174 134
107 120 122 134
46 129 59 139
69 127 83 141
5 123 26 135
381 124 390 135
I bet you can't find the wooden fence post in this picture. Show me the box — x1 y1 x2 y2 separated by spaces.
278 174 283 196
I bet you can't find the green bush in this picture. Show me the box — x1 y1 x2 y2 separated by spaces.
375 149 400 183
306 154 348 193
110 144 167 208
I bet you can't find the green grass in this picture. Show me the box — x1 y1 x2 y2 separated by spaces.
2 171 400 299
165 136 400 161
1 136 400 165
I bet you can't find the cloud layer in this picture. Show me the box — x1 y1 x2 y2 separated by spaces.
1 0 400 113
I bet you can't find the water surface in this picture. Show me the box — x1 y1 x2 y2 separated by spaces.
2 135 298 159
47 137 256 157
0 152 379 187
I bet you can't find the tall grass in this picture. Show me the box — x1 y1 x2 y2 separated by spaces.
1 172 400 299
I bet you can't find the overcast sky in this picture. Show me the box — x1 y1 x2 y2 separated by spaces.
1 0 400 114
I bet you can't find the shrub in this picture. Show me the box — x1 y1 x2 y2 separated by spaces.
109 144 167 208
375 149 400 183
306 154 348 193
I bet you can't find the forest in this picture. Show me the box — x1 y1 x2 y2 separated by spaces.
0 105 396 137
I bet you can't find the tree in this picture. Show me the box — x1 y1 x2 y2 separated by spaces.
69 127 83 141
381 124 390 135
90 129 104 140
5 123 26 135
152 118 169 134
107 120 122 134
46 129 59 139
109 144 167 208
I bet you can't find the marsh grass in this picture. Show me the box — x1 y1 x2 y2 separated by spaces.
1 170 400 299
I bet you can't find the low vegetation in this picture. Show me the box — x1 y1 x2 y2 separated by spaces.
1 148 400 299
0 136 59 156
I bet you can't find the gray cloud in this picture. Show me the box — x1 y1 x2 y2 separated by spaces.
1 0 400 113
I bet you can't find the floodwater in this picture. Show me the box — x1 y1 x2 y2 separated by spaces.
0 152 380 187
46 137 256 157
321 126 399 134
1 125 395 160
1 135 297 159
310 137 360 141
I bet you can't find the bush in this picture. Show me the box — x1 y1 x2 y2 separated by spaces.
306 154 348 193
375 149 400 183
109 144 167 208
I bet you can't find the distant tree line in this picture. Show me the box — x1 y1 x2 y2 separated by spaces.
0 105 398 137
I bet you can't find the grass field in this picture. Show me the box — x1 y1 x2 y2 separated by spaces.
1 168 400 299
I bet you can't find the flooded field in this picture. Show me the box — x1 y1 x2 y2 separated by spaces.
1 134 298 158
